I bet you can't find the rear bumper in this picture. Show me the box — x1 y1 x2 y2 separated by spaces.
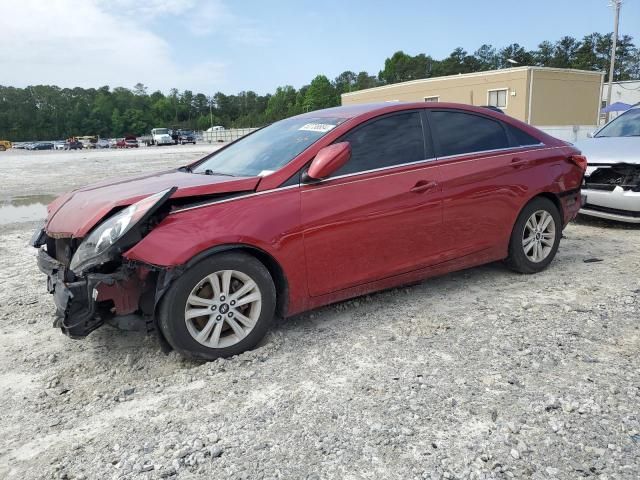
559 189 583 226
580 187 640 223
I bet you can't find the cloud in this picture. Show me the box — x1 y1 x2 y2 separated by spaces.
187 0 271 46
0 0 263 92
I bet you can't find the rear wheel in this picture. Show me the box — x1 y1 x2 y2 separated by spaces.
506 197 561 274
0 146 6 151
158 252 276 360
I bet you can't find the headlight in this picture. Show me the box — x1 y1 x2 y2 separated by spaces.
70 188 174 274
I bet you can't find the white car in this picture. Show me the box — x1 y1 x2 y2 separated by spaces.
206 126 225 132
576 105 640 223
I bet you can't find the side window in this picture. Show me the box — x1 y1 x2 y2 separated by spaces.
430 111 509 157
334 112 426 176
506 124 541 146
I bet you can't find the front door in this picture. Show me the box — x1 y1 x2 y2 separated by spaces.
301 111 443 297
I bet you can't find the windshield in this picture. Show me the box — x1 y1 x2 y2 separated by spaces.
154 128 169 135
595 108 640 137
193 116 347 177
181 130 193 135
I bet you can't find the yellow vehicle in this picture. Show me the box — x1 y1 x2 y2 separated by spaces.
0 140 11 151
76 135 98 149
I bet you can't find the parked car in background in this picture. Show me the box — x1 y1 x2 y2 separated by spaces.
0 140 11 151
54 141 66 150
28 142 55 150
96 139 111 149
177 129 196 145
33 102 586 360
206 126 225 132
76 135 98 149
64 140 83 150
576 104 640 223
116 136 139 148
144 128 173 146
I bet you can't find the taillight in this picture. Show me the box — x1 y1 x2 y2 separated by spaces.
569 154 588 172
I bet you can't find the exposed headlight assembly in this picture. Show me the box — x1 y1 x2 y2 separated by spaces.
70 187 175 274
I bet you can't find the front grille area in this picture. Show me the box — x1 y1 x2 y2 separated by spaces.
585 164 640 192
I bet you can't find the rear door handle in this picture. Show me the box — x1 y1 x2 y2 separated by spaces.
410 180 438 193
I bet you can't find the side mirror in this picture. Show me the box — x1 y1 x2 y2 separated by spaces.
587 132 594 138
305 142 351 181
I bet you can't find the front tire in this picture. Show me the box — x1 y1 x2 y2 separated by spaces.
158 252 276 361
505 197 562 274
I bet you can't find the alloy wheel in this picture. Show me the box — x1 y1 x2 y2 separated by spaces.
184 270 262 348
522 209 556 263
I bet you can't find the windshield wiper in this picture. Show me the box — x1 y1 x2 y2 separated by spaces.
204 169 235 176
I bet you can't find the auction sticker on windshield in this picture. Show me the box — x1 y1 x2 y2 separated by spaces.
298 123 336 133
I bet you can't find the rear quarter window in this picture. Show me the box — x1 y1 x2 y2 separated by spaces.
506 124 541 146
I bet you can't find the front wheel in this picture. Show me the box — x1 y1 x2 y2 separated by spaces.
158 252 276 360
505 197 562 274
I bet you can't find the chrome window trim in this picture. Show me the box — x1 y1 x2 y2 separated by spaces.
317 143 547 183
170 143 551 213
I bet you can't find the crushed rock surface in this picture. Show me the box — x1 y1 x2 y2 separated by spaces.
0 147 639 479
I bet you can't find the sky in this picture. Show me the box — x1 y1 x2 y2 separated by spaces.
1 0 639 96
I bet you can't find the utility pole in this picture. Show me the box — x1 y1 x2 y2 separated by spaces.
209 97 213 129
606 0 622 122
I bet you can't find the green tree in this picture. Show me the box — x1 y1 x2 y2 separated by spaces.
303 75 338 112
474 44 499 70
379 51 432 84
498 43 533 67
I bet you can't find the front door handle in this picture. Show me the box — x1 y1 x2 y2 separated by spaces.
511 157 527 169
410 180 438 193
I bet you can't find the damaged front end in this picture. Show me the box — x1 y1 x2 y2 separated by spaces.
32 188 176 338
581 163 640 222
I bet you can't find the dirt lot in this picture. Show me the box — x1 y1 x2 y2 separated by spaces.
0 147 639 480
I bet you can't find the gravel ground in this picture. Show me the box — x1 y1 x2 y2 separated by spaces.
0 147 639 480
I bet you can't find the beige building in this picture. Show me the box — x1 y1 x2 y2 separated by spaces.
341 67 604 126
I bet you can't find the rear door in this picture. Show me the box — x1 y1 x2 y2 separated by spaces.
301 110 443 297
426 109 543 258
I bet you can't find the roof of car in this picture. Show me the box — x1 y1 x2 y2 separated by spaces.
297 102 508 120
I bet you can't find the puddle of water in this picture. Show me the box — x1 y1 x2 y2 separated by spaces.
0 194 56 225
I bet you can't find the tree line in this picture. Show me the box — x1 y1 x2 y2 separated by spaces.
1 31 638 141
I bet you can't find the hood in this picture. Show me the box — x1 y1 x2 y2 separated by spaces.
574 137 640 165
46 170 260 238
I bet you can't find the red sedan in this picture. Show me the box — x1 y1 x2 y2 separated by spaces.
33 103 586 360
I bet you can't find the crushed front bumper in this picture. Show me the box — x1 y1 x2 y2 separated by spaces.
36 248 142 338
580 187 640 223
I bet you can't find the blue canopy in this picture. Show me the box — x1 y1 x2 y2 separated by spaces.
601 101 632 113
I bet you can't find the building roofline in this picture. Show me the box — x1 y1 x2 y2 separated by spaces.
341 66 605 97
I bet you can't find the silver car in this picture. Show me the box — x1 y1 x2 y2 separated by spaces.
575 105 640 223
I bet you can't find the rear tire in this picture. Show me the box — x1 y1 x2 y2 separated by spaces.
505 197 562 274
158 252 276 361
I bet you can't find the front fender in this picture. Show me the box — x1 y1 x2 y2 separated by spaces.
123 188 309 315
